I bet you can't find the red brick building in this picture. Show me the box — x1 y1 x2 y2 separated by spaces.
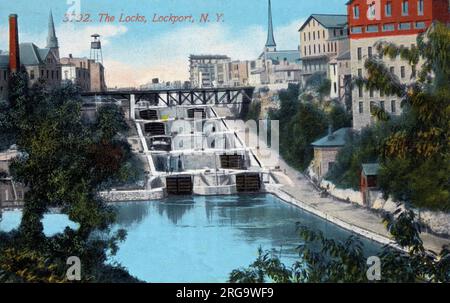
346 0 450 130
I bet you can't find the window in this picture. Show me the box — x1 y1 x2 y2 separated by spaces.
390 66 395 74
334 83 337 93
323 30 326 37
314 44 316 54
418 0 424 16
304 46 307 56
402 1 409 16
380 90 385 97
3 70 7 80
313 32 316 40
340 29 344 36
385 2 392 16
380 101 385 110
358 68 363 78
399 22 411 30
359 102 364 113
401 66 406 78
391 100 396 113
29 70 35 80
366 25 379 33
357 48 362 60
358 85 363 98
318 44 321 53
370 88 374 98
368 47 373 58
415 21 426 29
308 32 311 41
353 5 360 19
309 45 311 55
351 26 362 34
383 23 395 31
318 31 320 39
46 70 49 79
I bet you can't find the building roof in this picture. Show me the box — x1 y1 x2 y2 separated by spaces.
259 50 301 64
312 127 351 148
265 0 277 48
362 163 380 176
299 14 348 32
189 55 230 60
46 10 59 49
336 50 351 60
19 43 54 66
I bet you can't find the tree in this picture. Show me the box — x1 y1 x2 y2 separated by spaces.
357 23 450 211
229 208 450 283
0 72 138 282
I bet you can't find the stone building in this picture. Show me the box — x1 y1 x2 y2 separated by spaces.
60 55 91 92
299 14 349 85
311 127 351 180
228 60 249 87
329 50 352 109
189 55 231 88
59 56 106 92
347 0 450 130
250 0 302 86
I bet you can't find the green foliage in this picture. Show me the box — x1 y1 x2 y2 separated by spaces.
243 100 261 122
331 24 450 211
270 85 351 171
328 104 352 131
94 104 129 142
326 119 400 189
0 72 138 282
229 209 450 283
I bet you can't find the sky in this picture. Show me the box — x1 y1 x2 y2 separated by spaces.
0 0 346 88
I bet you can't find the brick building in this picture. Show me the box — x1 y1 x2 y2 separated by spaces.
347 0 450 130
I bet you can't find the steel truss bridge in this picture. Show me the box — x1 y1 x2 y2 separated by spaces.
80 87 255 107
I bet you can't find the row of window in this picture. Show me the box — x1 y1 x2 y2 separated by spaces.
303 41 338 56
29 69 60 81
351 21 426 34
358 100 397 114
353 0 424 19
356 44 415 61
302 28 345 42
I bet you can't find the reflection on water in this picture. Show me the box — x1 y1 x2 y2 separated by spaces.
110 194 382 283
1 194 382 283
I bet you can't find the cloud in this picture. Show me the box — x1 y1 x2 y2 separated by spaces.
0 16 305 89
106 18 305 88
56 23 128 57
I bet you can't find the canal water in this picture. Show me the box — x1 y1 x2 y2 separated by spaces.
0 194 382 282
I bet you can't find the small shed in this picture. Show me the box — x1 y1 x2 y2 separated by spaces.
360 163 380 206
311 127 351 179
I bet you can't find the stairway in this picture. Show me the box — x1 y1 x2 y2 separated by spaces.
166 176 193 195
144 122 166 136
236 173 261 193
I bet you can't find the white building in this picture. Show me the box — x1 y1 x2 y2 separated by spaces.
189 55 231 88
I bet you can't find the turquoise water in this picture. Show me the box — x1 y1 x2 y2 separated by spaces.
0 194 381 282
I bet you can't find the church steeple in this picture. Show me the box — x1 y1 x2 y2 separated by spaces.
46 10 59 59
265 0 277 51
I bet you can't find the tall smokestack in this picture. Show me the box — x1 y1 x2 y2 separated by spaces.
9 14 20 73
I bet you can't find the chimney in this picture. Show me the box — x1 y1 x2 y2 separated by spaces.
9 14 20 73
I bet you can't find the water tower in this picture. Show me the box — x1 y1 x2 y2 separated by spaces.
90 34 103 64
